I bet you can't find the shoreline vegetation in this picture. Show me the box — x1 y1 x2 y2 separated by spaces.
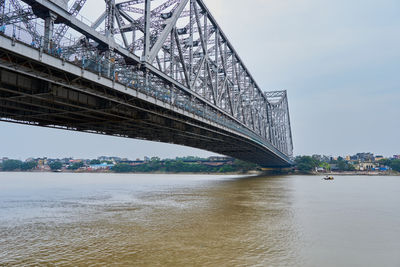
0 170 399 177
0 169 399 176
293 155 400 176
0 156 259 175
298 171 400 176
0 154 399 176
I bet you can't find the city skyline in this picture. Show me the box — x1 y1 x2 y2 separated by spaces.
1 0 399 159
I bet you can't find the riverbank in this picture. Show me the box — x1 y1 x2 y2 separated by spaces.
0 169 261 175
297 171 400 176
1 169 399 176
326 172 399 176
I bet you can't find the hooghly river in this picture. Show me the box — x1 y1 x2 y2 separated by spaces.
0 173 399 266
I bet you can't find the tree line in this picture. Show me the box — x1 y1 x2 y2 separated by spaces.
294 156 400 173
4 156 398 174
376 159 400 172
0 160 37 171
112 159 257 173
0 158 258 173
0 160 85 171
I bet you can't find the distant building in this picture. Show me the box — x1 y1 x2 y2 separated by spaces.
356 162 378 171
351 152 375 162
207 156 233 162
37 159 45 167
393 155 400 159
97 156 121 162
61 158 73 164
69 159 83 163
349 155 358 161
374 155 384 162
98 156 109 161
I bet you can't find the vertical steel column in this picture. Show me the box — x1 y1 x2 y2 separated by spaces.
203 13 208 99
131 25 136 53
267 103 273 143
105 0 115 38
189 0 193 81
170 29 174 78
285 92 294 156
215 28 219 105
0 0 5 26
44 12 57 52
143 0 151 62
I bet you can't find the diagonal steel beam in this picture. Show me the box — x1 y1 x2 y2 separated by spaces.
147 0 189 63
53 0 87 44
174 28 190 88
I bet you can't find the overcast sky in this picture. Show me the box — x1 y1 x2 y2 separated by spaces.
1 0 399 160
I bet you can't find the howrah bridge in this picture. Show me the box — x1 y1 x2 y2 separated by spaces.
0 0 293 167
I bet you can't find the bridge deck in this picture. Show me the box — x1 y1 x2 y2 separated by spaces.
0 34 291 167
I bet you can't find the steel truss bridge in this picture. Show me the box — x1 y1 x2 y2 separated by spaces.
0 0 293 167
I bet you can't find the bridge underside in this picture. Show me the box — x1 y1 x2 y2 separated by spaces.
0 39 290 167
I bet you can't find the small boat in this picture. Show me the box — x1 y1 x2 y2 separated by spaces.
323 176 334 180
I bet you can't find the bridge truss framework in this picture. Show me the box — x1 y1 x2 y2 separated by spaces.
0 0 294 166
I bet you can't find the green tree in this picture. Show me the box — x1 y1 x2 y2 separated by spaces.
2 160 23 171
218 165 235 173
111 158 257 174
113 164 134 173
319 162 331 171
337 160 347 171
390 159 400 172
67 162 84 170
295 156 320 172
150 157 161 162
90 159 101 165
378 159 391 166
49 161 63 171
336 158 355 171
21 161 37 171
